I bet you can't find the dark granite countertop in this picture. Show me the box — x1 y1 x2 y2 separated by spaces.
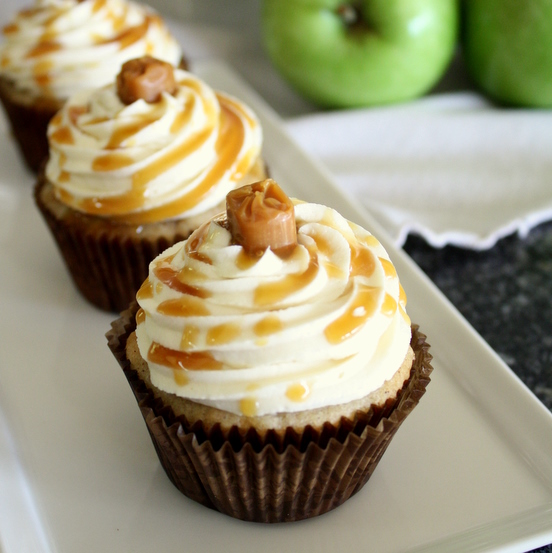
404 221 552 553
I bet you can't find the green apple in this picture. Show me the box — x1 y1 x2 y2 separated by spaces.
462 0 552 107
261 0 458 108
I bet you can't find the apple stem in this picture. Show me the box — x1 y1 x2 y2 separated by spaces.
336 4 360 27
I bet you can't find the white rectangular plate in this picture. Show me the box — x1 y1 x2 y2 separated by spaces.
1 61 552 553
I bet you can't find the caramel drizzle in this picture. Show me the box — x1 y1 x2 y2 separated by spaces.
20 7 152 88
154 263 210 298
254 250 319 307
136 307 146 325
105 116 159 149
157 297 210 317
285 382 310 402
324 286 380 344
50 126 74 145
349 242 376 278
379 257 397 279
26 41 61 58
100 15 150 50
148 341 222 371
3 23 18 35
67 94 247 223
239 397 259 416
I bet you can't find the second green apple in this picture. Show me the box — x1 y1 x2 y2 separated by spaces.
261 0 458 108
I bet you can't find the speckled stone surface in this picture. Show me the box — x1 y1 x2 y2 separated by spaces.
404 221 552 553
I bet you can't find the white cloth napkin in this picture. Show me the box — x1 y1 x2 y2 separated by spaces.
285 95 552 249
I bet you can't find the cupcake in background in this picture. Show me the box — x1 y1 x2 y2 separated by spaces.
107 179 433 522
35 56 266 312
0 0 184 172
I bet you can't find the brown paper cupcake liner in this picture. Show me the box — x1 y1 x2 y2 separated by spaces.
0 76 61 173
107 303 433 522
34 173 200 312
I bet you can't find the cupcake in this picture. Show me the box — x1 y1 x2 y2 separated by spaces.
107 179 433 522
0 0 184 172
35 56 266 312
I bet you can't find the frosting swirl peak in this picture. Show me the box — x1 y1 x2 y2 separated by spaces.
135 196 412 416
0 0 182 99
44 64 263 222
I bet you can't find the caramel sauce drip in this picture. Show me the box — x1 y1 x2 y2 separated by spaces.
107 17 149 50
206 323 241 345
235 248 261 270
349 243 376 278
154 264 210 298
126 101 244 222
361 233 380 248
1 56 10 68
148 341 222 371
324 286 379 344
112 5 128 32
62 94 250 224
92 153 135 172
157 297 210 317
310 232 346 279
181 325 200 349
239 397 259 416
92 0 107 14
136 307 146 325
379 257 397 279
286 382 310 402
399 283 407 307
19 7 44 19
50 112 63 126
106 117 158 149
33 60 53 87
185 224 214 265
136 277 153 300
254 251 318 307
381 293 397 317
68 106 88 124
173 369 189 386
170 94 195 134
3 23 18 35
253 315 283 337
26 41 61 58
50 126 74 145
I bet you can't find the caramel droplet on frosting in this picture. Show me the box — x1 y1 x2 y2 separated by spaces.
226 179 297 255
116 56 176 105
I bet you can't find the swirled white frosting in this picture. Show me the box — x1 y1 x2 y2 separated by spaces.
135 201 412 416
43 68 263 222
0 0 182 99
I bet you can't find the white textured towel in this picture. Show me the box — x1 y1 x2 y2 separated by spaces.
285 95 552 249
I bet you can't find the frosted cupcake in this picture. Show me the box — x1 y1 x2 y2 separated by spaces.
107 179 433 522
0 0 184 172
35 56 266 312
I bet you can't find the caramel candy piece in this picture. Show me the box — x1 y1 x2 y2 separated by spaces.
226 179 297 255
116 56 176 105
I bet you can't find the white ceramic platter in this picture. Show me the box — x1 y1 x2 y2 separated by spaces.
1 61 552 553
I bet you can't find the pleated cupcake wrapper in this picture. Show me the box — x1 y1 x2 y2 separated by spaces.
0 78 59 173
34 175 192 312
107 304 433 522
